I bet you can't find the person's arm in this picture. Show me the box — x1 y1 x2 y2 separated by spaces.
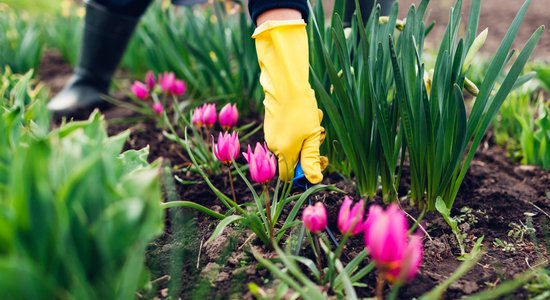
256 8 301 24
248 0 308 25
249 2 325 184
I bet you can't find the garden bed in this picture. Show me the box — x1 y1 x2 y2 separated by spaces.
36 46 550 298
99 106 549 299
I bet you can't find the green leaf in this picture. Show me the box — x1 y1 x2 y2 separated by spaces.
334 258 358 299
206 215 243 244
161 201 225 220
251 247 325 300
464 269 537 300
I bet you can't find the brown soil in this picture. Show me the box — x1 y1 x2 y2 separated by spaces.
37 50 73 95
399 0 550 60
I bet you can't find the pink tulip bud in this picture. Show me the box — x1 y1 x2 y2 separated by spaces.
171 79 187 96
242 143 277 184
159 72 175 94
192 106 204 127
218 103 238 130
131 81 149 100
364 204 423 283
201 103 217 128
145 71 156 90
153 103 164 115
337 196 365 236
302 202 328 233
212 131 240 163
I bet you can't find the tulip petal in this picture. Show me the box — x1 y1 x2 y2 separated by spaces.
338 196 352 234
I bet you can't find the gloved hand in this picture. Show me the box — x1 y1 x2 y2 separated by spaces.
253 20 326 184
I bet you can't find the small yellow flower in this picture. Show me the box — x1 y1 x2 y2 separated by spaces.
464 77 479 96
423 69 433 95
379 16 406 31
0 3 10 13
7 28 18 43
61 7 70 18
76 7 85 18
224 1 239 15
209 51 217 62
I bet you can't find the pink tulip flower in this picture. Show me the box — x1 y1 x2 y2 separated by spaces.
364 204 423 283
201 103 217 128
145 71 156 90
159 72 175 94
131 81 149 100
153 103 164 115
171 79 187 96
364 204 408 266
192 106 204 127
337 196 365 236
218 103 239 130
212 131 240 164
302 202 328 233
386 233 423 282
242 143 276 184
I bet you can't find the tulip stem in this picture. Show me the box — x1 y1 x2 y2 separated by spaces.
227 165 237 204
334 234 350 261
313 234 324 282
152 93 165 130
161 94 167 129
198 127 205 143
205 127 212 151
376 272 385 300
408 207 427 234
263 184 275 248
330 233 350 287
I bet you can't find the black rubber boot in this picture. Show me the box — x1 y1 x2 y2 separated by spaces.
47 1 139 118
344 0 393 26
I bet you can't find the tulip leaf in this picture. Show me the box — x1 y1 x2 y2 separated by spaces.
281 184 343 238
252 246 326 300
333 249 371 289
334 257 358 300
206 215 244 244
464 269 537 300
161 201 225 220
288 255 321 281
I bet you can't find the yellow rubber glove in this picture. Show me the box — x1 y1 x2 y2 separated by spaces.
253 20 325 184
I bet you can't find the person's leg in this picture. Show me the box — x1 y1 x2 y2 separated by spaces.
249 1 325 184
48 0 152 118
94 0 151 16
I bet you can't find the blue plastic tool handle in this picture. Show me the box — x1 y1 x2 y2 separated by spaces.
292 161 309 189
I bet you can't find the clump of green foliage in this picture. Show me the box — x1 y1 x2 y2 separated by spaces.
0 70 164 299
493 86 550 170
124 1 262 112
0 4 45 74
